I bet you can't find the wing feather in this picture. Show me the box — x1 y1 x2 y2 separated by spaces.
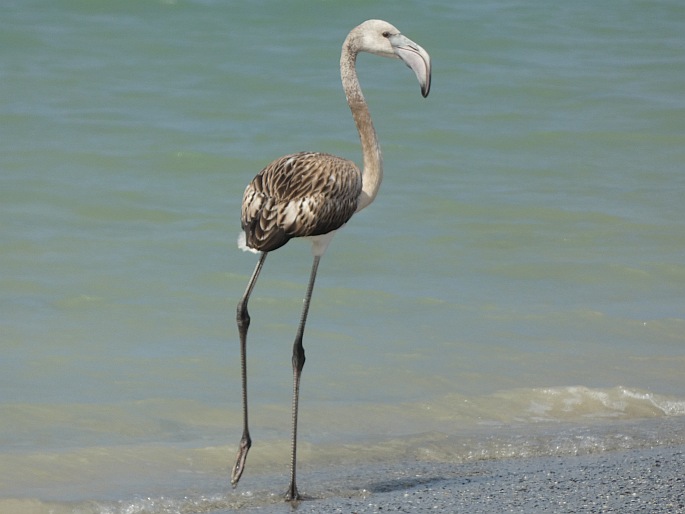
241 152 362 252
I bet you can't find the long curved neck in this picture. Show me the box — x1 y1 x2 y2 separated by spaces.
341 37 383 213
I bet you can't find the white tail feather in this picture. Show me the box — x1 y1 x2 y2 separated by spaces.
237 232 260 254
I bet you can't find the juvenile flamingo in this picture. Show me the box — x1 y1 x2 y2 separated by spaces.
231 19 431 501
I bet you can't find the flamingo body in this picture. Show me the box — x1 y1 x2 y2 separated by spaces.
239 152 362 254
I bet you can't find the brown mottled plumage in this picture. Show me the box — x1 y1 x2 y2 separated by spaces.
241 152 362 253
231 20 431 501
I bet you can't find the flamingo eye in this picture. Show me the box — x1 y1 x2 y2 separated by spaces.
382 31 390 38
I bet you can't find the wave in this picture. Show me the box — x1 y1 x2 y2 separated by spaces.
482 385 685 422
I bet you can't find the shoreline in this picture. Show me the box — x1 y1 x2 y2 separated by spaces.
1 443 683 513
225 444 685 513
3 418 684 513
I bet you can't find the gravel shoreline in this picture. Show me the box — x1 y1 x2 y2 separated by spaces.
229 445 685 513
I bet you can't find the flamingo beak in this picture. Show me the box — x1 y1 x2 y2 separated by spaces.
389 34 431 98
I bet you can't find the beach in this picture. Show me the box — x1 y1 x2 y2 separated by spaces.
5 443 682 513
4 418 684 513
196 435 685 514
255 446 685 514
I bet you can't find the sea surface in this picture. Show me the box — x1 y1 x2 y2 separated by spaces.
1 0 684 512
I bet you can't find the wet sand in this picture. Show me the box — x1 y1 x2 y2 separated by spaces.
230 445 685 513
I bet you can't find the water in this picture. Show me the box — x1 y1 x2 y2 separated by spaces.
1 0 684 511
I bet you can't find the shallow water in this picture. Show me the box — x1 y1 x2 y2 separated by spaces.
1 0 684 511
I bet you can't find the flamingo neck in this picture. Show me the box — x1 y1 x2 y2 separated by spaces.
340 38 383 213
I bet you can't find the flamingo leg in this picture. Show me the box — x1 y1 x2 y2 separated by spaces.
231 252 268 487
286 255 321 501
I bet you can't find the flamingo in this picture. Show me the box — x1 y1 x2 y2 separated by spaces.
230 19 431 501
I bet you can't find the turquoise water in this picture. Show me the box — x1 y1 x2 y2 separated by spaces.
2 0 684 511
